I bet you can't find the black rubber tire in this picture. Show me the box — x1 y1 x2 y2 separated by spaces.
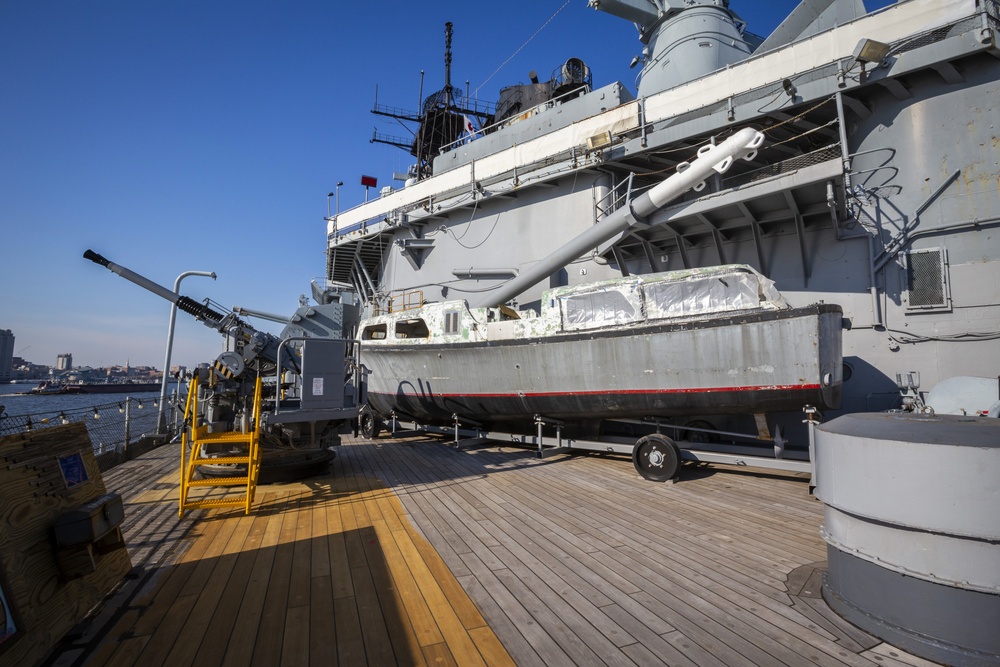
683 419 720 444
359 405 383 440
632 434 681 482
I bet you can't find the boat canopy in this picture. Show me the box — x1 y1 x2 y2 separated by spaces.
554 265 789 332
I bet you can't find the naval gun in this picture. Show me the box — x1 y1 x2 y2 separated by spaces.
84 249 298 380
84 249 362 481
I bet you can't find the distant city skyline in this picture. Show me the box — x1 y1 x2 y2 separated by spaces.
0 324 207 371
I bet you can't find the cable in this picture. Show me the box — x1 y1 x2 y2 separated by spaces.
448 210 504 250
474 0 574 98
886 328 1000 344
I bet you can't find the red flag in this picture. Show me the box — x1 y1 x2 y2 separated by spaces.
361 175 377 188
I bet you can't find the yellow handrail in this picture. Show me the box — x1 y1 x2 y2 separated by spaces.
245 376 263 514
178 376 199 517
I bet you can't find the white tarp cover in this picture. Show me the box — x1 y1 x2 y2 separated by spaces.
554 266 787 331
560 281 643 331
644 269 788 321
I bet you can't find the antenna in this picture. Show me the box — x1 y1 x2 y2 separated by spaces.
444 22 454 103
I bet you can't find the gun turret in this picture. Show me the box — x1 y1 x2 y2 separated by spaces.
84 249 299 377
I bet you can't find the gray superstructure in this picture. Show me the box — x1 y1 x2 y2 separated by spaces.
329 0 1000 435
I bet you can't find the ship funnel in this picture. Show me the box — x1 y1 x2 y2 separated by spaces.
590 0 752 97
470 128 764 309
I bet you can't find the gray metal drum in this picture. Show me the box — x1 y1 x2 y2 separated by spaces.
814 413 1000 666
638 4 751 97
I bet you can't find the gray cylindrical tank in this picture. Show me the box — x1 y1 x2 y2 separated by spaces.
814 413 1000 666
639 5 751 98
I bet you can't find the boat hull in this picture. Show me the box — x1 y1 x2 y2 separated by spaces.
364 304 843 433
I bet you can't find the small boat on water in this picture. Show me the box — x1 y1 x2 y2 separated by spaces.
360 264 843 436
28 381 69 395
28 380 162 395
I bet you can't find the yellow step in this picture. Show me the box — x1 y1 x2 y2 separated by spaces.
182 497 248 509
189 456 251 466
187 476 249 487
195 432 253 444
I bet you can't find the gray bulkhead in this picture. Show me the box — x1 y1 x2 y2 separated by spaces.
329 0 1000 425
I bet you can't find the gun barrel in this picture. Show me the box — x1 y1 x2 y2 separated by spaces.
84 249 180 304
469 128 764 307
233 305 290 324
84 248 230 323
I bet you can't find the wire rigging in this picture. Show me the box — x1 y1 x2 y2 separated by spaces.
474 0 574 98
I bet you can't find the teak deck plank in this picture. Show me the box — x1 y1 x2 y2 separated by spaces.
53 434 938 667
190 511 272 667
250 497 299 667
219 499 286 667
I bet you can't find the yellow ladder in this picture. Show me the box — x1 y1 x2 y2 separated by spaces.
178 375 263 518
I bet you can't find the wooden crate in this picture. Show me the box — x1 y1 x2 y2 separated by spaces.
0 423 132 666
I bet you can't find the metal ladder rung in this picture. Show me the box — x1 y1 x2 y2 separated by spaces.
187 476 249 487
194 433 253 444
182 497 248 509
188 456 251 466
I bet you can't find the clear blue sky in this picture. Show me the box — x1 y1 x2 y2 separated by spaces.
1 0 890 370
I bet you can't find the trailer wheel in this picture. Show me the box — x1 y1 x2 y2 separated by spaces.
683 419 719 444
632 434 680 482
359 405 383 440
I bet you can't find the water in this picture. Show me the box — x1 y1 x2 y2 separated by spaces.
0 383 187 461
0 382 178 418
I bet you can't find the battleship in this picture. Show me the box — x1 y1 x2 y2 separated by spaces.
325 0 1000 662
330 0 999 441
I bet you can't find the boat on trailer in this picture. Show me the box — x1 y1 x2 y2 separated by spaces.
361 264 842 436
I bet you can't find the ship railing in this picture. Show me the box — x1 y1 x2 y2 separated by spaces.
372 95 495 134
592 140 844 236
371 102 421 122
595 172 658 224
371 130 414 151
437 83 592 156
455 95 495 118
330 126 615 243
0 395 183 472
721 143 842 190
374 289 424 316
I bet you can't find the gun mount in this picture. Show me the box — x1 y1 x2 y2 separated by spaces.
84 249 362 482
84 249 299 379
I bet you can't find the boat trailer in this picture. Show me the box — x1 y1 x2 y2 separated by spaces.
371 408 820 483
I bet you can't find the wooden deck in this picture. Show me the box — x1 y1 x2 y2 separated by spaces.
41 433 940 666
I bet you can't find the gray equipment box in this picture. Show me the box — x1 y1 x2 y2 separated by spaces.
53 492 125 547
300 339 347 411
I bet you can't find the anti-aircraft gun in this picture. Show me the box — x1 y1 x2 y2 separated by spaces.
84 249 362 481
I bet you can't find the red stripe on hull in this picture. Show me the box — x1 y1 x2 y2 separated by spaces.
411 384 823 399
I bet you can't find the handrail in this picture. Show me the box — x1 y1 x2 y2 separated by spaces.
178 375 199 515
273 337 361 415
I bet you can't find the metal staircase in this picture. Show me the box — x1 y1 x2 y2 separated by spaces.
178 375 263 517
